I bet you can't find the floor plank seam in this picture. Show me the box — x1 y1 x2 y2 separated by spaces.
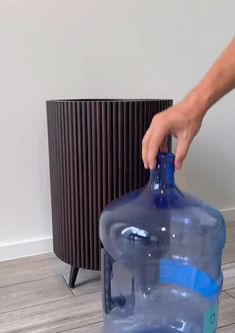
59 320 104 333
73 288 101 298
222 261 234 265
0 273 68 290
222 262 235 267
0 295 73 316
218 323 235 329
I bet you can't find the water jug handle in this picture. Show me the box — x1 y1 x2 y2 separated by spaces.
101 249 126 314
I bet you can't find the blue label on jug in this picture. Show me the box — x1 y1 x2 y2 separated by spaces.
203 302 218 333
159 259 220 302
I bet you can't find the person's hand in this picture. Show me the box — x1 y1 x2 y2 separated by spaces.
142 98 205 170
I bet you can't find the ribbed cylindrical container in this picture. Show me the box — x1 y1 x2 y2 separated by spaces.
46 99 172 271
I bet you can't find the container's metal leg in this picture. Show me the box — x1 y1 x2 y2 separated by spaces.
69 266 79 288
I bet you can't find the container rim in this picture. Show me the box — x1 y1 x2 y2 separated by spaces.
47 98 173 103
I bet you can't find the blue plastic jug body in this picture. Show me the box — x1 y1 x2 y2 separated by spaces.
100 153 226 333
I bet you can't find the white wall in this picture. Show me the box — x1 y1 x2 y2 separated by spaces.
0 0 234 260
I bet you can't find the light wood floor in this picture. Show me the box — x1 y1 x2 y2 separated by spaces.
0 222 235 333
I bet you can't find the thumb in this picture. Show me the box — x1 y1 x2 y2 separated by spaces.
175 137 191 169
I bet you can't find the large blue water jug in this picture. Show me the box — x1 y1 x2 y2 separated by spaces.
99 153 226 333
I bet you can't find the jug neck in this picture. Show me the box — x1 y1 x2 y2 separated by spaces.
148 152 175 192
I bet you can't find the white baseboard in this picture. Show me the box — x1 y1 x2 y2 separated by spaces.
0 237 53 262
221 208 235 222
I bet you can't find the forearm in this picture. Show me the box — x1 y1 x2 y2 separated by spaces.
185 37 235 117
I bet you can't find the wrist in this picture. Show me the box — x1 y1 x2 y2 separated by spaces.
183 81 216 119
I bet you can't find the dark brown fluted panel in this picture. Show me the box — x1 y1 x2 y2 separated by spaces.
46 99 173 270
